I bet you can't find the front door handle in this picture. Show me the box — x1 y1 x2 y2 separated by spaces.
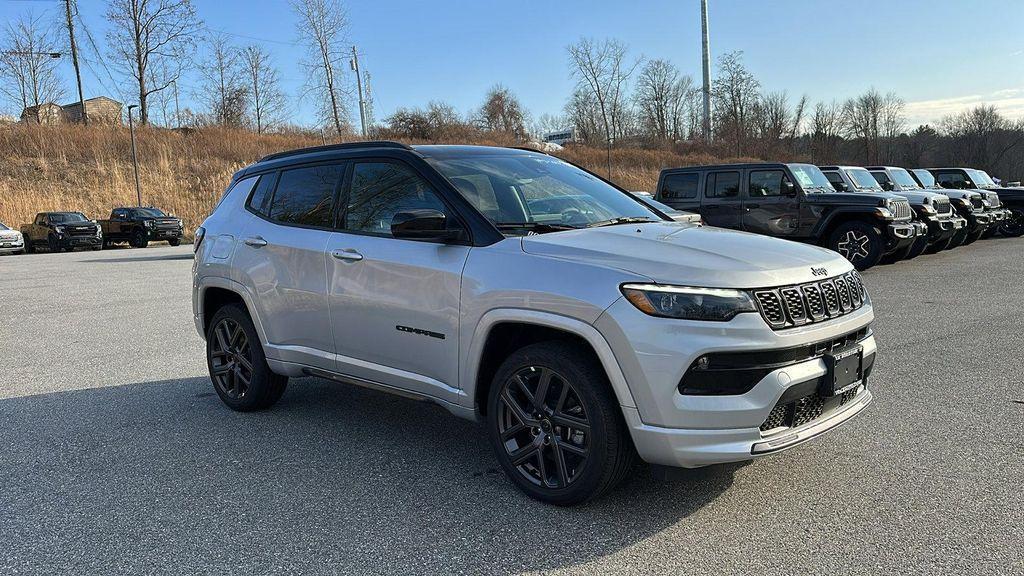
244 236 268 248
331 249 363 262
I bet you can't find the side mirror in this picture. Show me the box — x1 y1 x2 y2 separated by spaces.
782 180 798 197
833 182 848 192
391 209 463 242
881 181 894 191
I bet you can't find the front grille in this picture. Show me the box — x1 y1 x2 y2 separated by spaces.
935 198 952 214
971 197 985 210
759 387 861 432
984 192 1001 209
67 226 98 237
891 200 913 220
753 272 868 330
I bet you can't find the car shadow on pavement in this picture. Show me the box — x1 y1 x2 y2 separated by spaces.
0 376 736 575
89 253 194 263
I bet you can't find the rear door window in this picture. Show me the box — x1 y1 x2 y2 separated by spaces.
706 171 741 198
268 164 344 227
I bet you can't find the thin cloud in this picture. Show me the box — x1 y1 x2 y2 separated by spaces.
904 88 1024 125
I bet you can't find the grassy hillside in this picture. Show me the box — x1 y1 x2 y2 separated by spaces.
0 124 738 240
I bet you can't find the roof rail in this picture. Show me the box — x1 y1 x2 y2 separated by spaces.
259 140 412 163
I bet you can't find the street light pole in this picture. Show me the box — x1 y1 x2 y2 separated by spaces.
127 105 142 207
64 0 87 125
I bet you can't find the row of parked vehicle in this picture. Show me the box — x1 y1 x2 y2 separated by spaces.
0 206 184 255
649 164 1024 270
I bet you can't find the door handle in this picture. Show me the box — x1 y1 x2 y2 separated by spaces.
331 249 363 262
244 236 268 248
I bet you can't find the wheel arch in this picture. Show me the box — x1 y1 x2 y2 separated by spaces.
465 309 637 420
196 278 268 346
815 209 880 244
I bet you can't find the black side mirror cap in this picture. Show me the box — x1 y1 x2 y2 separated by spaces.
391 209 464 242
782 181 798 197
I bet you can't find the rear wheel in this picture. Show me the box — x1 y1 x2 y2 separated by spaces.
206 304 287 411
828 221 884 271
999 207 1024 237
487 341 636 505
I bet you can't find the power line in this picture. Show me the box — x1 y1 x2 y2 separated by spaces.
203 26 297 47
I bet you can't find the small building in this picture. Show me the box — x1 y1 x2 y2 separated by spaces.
543 128 575 146
20 96 123 125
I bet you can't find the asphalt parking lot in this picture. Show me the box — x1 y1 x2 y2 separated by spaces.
1 241 1022 575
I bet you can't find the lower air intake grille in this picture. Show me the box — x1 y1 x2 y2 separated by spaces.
760 387 862 432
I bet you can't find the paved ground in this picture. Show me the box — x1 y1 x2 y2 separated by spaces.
0 241 1022 576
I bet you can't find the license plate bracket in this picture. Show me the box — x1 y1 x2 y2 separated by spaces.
823 346 863 396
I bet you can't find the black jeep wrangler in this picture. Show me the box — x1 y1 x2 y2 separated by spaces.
927 167 1023 238
655 162 921 270
98 206 184 248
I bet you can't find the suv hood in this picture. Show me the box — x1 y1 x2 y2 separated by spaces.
892 189 948 205
805 191 904 206
521 222 851 288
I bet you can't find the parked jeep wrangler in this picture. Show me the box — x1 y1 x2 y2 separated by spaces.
655 162 920 270
863 166 966 252
20 212 102 253
928 167 1022 238
194 143 876 505
98 206 184 248
819 165 933 260
912 169 996 245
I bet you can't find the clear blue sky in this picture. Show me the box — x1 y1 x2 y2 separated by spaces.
3 0 1023 128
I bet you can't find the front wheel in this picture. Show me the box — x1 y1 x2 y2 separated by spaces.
925 236 952 254
206 304 287 411
487 341 636 506
999 207 1024 237
962 229 985 246
47 234 63 253
130 229 149 248
828 221 885 271
23 239 34 254
168 237 181 247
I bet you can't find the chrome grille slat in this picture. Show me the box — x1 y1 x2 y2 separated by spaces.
753 273 868 330
935 198 951 214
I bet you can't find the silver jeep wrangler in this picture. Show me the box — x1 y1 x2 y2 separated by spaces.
193 142 875 505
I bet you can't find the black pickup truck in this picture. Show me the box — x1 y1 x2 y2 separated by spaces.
20 212 102 253
654 162 923 270
927 167 1023 237
97 207 184 248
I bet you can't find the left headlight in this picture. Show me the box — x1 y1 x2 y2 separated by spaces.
621 284 757 321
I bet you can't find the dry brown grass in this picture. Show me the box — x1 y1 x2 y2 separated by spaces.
0 124 733 240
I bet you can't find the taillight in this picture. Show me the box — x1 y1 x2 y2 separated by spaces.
194 226 205 253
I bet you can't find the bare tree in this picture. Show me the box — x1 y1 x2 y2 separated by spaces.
567 38 640 146
810 100 844 162
712 51 761 156
564 87 602 143
634 59 693 143
242 44 288 133
0 13 65 119
842 88 904 164
105 0 201 125
479 84 527 140
197 34 247 127
292 0 350 138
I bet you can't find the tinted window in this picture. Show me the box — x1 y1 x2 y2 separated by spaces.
706 172 740 198
661 173 699 199
823 171 844 188
269 164 343 227
345 162 450 237
934 172 968 188
247 173 278 217
871 171 891 185
749 170 786 197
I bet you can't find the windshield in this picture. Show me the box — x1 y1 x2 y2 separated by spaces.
912 169 937 187
787 164 834 192
0 222 9 231
427 153 662 234
133 208 167 217
890 168 920 189
49 213 88 223
968 169 996 187
847 168 883 190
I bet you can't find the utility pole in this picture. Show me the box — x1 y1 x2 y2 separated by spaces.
350 46 367 138
127 105 142 207
171 79 181 128
700 0 712 143
64 0 87 125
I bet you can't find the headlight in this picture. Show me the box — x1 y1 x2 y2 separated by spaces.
951 197 974 212
54 225 65 234
621 284 757 321
875 207 894 219
145 220 155 228
920 204 937 215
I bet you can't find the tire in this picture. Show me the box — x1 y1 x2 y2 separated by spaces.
827 221 885 271
130 229 149 248
880 241 913 264
906 234 931 259
999 207 1024 238
924 236 953 254
23 239 34 254
486 341 636 505
47 234 63 253
947 227 968 249
206 303 287 412
168 237 181 247
981 226 998 239
962 229 984 246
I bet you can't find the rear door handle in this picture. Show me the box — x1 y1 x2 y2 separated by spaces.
331 249 363 262
244 236 268 248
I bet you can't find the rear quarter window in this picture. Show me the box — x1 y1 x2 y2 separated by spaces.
660 173 699 199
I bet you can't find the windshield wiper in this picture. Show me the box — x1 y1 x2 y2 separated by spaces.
494 222 579 232
587 217 660 228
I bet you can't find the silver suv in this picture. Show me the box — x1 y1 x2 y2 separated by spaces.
193 142 876 505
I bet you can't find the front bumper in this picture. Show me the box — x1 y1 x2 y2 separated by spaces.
986 208 1009 223
59 235 101 248
148 228 183 240
596 297 876 468
884 220 922 252
924 214 965 243
0 240 24 253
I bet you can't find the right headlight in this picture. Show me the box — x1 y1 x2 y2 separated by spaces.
621 284 757 321
144 220 156 228
54 225 65 234
951 197 973 211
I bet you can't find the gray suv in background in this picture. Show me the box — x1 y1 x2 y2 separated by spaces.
193 142 876 504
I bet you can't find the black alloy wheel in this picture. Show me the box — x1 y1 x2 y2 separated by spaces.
828 222 884 271
496 365 592 490
130 229 149 248
209 317 254 401
999 208 1024 237
906 234 931 258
